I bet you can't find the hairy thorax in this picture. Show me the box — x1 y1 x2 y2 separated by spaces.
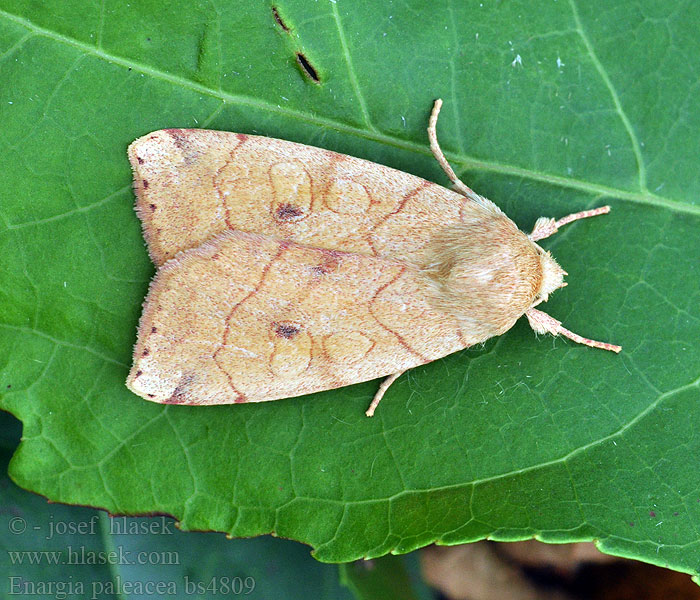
420 215 542 336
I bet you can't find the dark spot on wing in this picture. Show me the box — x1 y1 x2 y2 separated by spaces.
275 322 300 339
312 251 341 276
274 203 305 222
166 129 187 151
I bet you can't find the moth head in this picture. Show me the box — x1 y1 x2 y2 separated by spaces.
534 246 567 305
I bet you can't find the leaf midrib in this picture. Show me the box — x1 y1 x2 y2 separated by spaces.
2 8 699 218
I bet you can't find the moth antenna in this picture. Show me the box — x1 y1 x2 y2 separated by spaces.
526 308 621 353
428 99 479 199
366 371 405 417
529 206 611 241
428 100 505 216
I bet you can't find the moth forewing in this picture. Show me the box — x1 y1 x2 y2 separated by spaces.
127 99 621 417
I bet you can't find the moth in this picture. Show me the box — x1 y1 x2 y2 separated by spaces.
126 99 620 417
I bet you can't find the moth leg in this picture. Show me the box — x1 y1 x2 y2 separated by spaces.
529 206 611 241
526 308 621 353
365 371 406 417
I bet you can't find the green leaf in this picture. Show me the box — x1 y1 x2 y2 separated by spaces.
0 410 355 599
1 0 699 581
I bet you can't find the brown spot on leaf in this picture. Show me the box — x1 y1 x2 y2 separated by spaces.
151 326 158 334
142 179 149 189
136 156 144 164
149 203 156 211
135 370 143 378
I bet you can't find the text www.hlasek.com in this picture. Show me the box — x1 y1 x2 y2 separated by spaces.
8 545 179 565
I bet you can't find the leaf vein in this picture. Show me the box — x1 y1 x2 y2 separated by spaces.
568 0 648 192
1 8 698 218
329 1 375 132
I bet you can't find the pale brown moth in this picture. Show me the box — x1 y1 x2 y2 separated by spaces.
126 99 621 417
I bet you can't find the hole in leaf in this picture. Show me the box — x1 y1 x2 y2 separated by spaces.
272 6 290 32
296 52 320 83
